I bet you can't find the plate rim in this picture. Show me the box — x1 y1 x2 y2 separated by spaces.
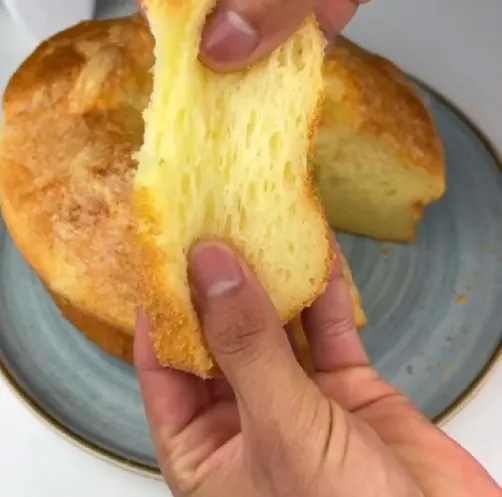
1 75 501 479
0 363 162 479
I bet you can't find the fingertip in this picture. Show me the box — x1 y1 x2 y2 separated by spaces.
200 10 259 72
187 240 308 411
316 0 359 38
188 240 245 302
200 0 318 72
316 11 337 48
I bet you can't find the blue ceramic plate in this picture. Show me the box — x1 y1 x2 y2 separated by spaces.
1 74 502 475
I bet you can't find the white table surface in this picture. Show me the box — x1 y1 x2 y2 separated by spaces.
1 0 502 495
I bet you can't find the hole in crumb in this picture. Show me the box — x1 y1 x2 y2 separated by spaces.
284 161 295 185
292 46 306 71
277 47 289 66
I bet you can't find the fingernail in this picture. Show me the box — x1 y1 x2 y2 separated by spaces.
189 242 244 298
202 11 259 64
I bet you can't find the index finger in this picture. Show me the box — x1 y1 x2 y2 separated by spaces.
302 236 369 372
134 311 209 442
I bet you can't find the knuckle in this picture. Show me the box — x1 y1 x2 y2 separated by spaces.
159 436 202 497
315 313 356 340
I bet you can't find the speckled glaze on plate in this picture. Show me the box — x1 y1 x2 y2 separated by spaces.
1 75 502 474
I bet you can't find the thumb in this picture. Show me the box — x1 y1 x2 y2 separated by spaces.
188 240 316 421
200 0 317 72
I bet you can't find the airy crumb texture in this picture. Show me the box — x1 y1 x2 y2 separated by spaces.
134 0 332 376
315 37 445 242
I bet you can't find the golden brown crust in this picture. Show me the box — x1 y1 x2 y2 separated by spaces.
45 300 361 372
0 15 153 338
132 187 216 376
0 15 365 374
49 289 134 363
323 36 445 183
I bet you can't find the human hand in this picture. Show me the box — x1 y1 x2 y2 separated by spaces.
135 238 502 497
136 0 370 72
199 0 370 71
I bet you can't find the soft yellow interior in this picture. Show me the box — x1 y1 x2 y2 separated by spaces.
314 125 444 242
134 3 329 316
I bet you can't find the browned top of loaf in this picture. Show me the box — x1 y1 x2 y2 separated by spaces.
322 36 444 178
0 15 154 333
